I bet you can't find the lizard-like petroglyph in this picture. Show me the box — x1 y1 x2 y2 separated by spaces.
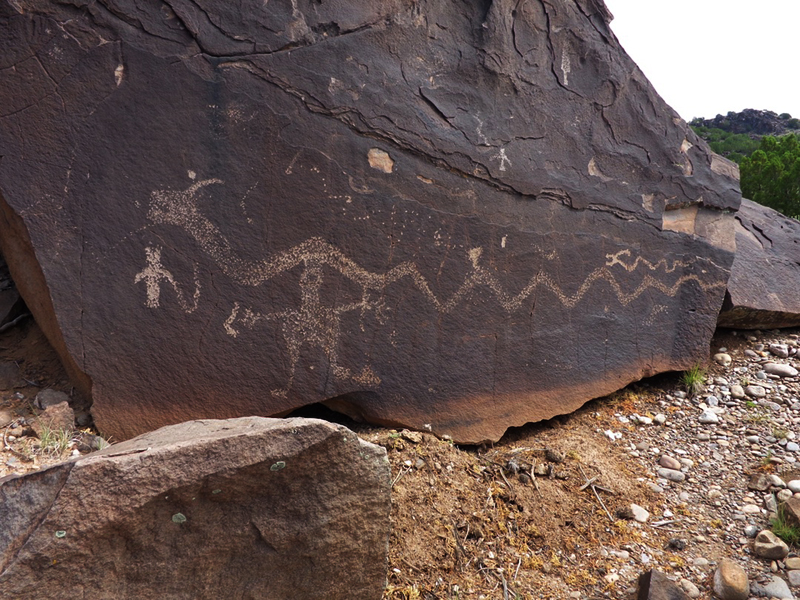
136 178 725 396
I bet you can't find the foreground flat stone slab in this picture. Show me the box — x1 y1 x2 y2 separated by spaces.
0 0 739 442
0 417 390 600
718 198 800 329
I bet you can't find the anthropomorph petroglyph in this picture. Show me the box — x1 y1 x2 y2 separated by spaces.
134 246 200 313
137 178 726 397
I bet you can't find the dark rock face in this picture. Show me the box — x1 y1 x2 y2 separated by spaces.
0 0 739 442
0 417 391 600
718 198 800 329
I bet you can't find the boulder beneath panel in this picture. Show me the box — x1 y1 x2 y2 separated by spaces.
0 417 390 599
718 198 800 330
0 0 739 442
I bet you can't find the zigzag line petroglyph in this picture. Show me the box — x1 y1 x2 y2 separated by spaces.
605 249 694 274
140 179 725 396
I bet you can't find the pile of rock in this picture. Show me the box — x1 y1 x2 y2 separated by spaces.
616 330 800 599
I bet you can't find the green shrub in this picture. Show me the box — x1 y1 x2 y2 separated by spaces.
740 134 800 218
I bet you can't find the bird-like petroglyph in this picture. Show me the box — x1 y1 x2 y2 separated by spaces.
136 178 725 397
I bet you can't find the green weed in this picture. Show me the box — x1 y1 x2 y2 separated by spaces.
772 505 800 546
37 425 74 459
681 364 706 396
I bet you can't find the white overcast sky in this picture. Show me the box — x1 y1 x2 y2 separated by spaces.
602 0 800 121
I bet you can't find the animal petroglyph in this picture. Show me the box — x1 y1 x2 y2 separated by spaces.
138 179 725 396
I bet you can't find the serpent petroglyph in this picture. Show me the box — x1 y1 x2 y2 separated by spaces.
136 178 725 397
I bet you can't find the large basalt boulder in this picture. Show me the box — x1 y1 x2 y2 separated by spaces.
718 198 800 329
0 417 391 599
0 0 740 442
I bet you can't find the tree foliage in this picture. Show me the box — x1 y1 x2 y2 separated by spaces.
690 126 760 162
739 134 800 218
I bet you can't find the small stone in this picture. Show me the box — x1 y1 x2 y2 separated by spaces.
768 474 787 488
765 494 779 513
746 385 767 398
400 430 423 443
770 344 790 358
744 524 760 538
785 557 800 570
34 389 70 410
654 414 667 425
713 559 749 600
765 363 799 378
667 538 687 551
789 570 800 587
782 497 800 527
0 408 12 428
788 480 800 494
630 504 650 523
778 489 794 503
698 410 719 424
659 455 682 470
754 529 789 559
731 385 746 399
748 473 770 492
657 468 685 482
691 557 709 568
679 578 700 598
750 575 793 599
714 353 732 367
741 504 762 514
637 570 689 600
789 442 800 453
30 401 75 439
544 448 565 463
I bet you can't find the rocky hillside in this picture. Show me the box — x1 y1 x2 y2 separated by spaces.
693 109 800 137
691 109 800 162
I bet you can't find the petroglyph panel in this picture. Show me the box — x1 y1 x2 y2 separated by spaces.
0 0 739 443
133 177 727 404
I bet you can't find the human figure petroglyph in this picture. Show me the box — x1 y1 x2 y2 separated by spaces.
138 178 726 396
134 246 200 313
